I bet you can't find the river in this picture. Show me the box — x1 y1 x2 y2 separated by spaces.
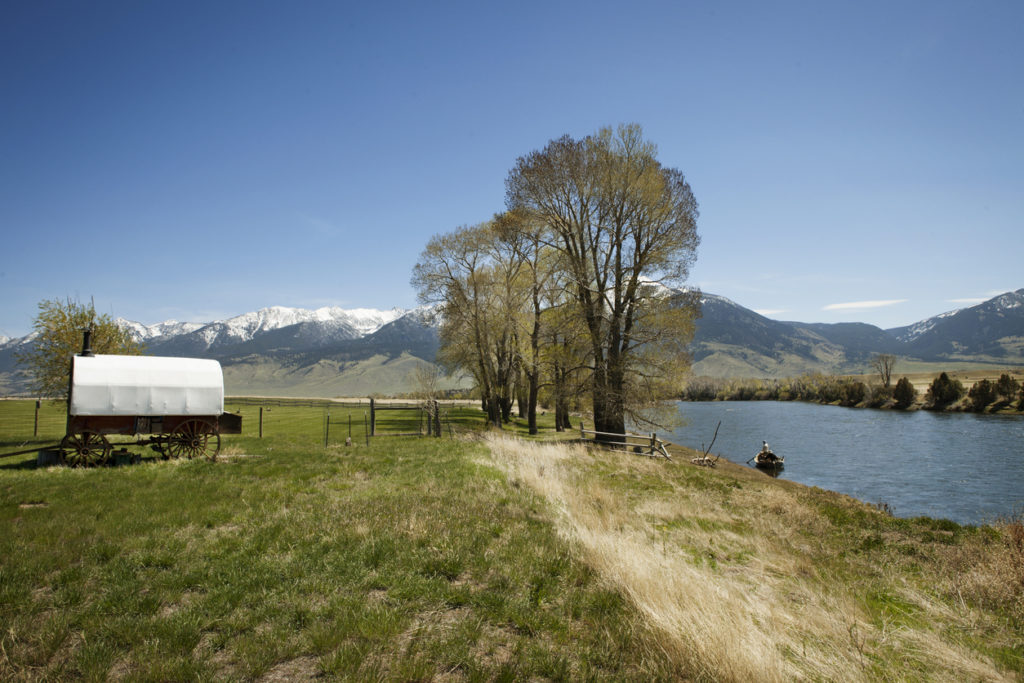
665 401 1024 525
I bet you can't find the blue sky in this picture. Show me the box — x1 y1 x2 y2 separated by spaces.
2 0 1021 338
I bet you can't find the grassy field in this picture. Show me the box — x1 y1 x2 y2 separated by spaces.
2 400 1023 680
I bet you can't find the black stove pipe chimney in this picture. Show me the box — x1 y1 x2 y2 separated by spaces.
80 327 95 357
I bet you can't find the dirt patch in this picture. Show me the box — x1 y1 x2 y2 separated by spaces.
257 655 321 681
396 606 472 655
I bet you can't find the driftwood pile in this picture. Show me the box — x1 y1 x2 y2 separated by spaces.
690 421 722 468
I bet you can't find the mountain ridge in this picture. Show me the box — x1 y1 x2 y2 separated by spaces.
2 291 1022 395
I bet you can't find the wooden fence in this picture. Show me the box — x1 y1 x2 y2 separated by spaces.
578 422 671 459
368 398 443 438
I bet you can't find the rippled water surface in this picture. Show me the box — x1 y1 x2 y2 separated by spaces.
666 401 1024 525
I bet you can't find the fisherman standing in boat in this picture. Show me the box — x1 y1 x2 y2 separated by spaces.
759 441 771 457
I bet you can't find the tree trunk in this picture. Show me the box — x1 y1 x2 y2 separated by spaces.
517 379 528 419
486 396 502 428
527 376 539 435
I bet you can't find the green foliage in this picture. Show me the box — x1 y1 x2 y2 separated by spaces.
995 373 1020 402
968 379 997 412
840 380 867 407
925 372 964 409
893 376 917 409
415 125 702 437
869 384 894 407
15 298 142 400
505 124 700 436
684 373 874 406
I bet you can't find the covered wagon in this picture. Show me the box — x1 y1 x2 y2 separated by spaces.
62 352 241 466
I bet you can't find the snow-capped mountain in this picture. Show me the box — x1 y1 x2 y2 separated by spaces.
117 319 206 342
887 309 961 344
887 288 1024 359
116 305 407 354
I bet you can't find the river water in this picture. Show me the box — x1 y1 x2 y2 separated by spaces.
665 401 1024 525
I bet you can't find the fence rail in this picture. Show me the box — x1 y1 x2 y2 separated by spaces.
578 422 671 459
0 398 456 453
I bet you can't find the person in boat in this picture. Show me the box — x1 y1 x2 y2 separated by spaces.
757 441 778 463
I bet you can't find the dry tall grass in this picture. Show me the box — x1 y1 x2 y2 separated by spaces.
484 435 1013 682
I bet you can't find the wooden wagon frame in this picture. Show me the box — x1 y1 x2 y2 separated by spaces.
60 348 241 467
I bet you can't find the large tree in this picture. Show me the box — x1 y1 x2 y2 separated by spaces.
17 298 143 400
506 124 700 438
493 209 560 434
412 223 524 427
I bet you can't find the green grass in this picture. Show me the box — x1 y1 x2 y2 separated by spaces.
0 400 675 680
3 399 1021 680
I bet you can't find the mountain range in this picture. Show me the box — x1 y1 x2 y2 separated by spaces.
689 290 1023 377
1 289 1021 397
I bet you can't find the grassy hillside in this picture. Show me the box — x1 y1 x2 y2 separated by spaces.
1 401 1021 680
693 345 1024 382
221 353 470 398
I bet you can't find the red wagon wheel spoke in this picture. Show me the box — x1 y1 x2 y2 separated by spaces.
60 432 112 467
165 419 220 461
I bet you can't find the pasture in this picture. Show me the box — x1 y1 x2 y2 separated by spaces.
1 399 1022 680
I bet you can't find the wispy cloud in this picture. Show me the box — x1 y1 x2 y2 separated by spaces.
947 290 1010 306
822 299 907 312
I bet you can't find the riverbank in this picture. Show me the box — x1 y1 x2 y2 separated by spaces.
682 370 1024 415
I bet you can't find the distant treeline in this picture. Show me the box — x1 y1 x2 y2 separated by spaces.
682 372 1024 413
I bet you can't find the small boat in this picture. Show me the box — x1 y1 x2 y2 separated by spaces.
754 450 784 470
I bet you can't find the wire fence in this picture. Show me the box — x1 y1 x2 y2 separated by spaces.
0 398 466 452
0 400 68 443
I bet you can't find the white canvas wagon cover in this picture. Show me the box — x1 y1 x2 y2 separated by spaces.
69 354 225 417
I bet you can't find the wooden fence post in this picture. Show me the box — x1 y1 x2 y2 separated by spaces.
650 432 656 456
580 421 585 440
34 399 40 437
433 400 441 437
259 407 264 439
369 398 376 437
325 410 330 447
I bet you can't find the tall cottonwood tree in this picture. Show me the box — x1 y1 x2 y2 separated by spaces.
539 284 591 432
493 209 559 434
412 222 524 427
506 124 700 439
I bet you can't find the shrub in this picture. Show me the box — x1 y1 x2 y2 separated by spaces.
869 384 894 407
995 374 1020 402
968 379 996 412
840 380 867 407
893 377 917 409
926 372 964 409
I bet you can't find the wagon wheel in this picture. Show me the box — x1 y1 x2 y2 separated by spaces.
60 432 112 467
165 419 220 461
